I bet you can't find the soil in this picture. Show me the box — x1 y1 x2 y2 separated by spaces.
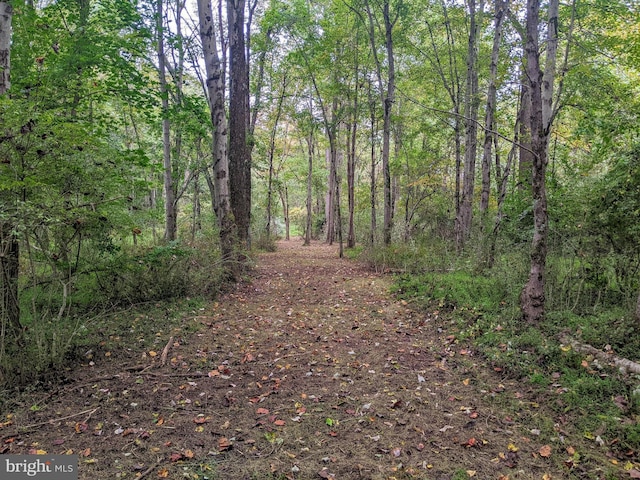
0 241 621 479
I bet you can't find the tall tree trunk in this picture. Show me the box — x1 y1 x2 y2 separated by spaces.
480 0 507 214
382 1 395 246
347 45 359 249
368 81 377 247
335 149 344 258
517 81 533 191
347 110 357 249
325 147 336 244
363 0 395 246
265 75 287 240
279 184 290 241
197 0 236 268
304 128 314 246
191 170 202 243
456 0 482 248
227 0 251 248
157 0 176 241
0 1 22 351
520 0 555 323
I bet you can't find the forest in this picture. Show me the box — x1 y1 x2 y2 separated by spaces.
1 0 640 476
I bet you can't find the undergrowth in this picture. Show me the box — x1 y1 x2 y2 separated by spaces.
381 245 640 462
0 237 233 389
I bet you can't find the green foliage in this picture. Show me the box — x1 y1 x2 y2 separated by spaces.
253 234 278 252
393 270 509 313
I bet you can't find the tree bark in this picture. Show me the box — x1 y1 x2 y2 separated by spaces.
346 48 359 249
227 0 251 248
520 0 551 323
279 184 290 241
197 0 236 268
480 0 507 214
456 0 482 248
367 80 377 246
265 74 286 240
0 1 22 349
157 0 177 242
304 127 314 246
363 0 395 246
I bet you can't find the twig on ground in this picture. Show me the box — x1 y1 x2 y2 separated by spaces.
161 336 174 366
19 407 100 430
137 458 163 480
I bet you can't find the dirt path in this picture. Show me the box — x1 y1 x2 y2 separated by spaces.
3 241 576 479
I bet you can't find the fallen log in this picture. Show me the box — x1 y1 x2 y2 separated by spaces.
559 335 640 375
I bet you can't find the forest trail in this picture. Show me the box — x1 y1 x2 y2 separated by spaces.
5 241 579 479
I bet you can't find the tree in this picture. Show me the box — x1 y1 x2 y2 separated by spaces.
455 0 482 248
361 0 397 246
519 0 558 323
480 0 507 215
0 0 22 352
156 0 177 241
228 0 252 248
197 0 237 268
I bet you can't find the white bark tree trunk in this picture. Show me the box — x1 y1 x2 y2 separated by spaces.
197 0 236 266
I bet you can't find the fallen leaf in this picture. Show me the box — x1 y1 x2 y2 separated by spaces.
184 449 194 459
508 443 518 452
392 447 402 457
462 437 477 447
539 445 552 457
566 446 576 455
629 470 640 478
218 437 232 451
53 439 65 445
193 416 208 424
80 447 91 457
242 352 255 363
318 468 334 479
169 452 183 462
274 419 286 426
157 467 169 477
462 378 470 386
28 449 47 455
256 408 270 415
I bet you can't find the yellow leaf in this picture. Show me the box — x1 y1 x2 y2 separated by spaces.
508 443 519 452
157 467 169 477
610 459 618 465
624 461 635 471
148 351 157 357
466 470 476 477
184 449 194 459
462 378 470 386
542 474 552 480
560 345 571 352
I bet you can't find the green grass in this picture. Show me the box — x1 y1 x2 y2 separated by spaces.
391 260 640 457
